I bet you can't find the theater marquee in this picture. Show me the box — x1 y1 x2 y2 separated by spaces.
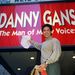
0 2 75 48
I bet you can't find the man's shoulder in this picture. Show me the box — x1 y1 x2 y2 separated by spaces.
52 38 59 41
52 38 60 43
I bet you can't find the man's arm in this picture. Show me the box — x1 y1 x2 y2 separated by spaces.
45 39 62 64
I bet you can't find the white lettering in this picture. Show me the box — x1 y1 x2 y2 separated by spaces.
12 31 25 36
53 11 61 26
0 30 10 36
36 29 42 35
0 11 39 28
43 10 52 25
15 12 24 28
5 13 14 28
56 28 75 34
0 13 7 28
61 9 70 25
27 29 35 35
69 9 75 25
33 11 40 27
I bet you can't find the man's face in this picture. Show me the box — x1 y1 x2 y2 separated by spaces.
42 27 52 38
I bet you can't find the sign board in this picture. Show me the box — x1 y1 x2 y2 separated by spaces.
0 2 75 48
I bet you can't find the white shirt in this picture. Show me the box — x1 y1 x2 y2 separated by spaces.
32 38 61 64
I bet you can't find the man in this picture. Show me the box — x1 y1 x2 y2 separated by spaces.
30 24 62 75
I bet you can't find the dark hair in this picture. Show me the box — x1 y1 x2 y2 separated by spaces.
42 24 52 32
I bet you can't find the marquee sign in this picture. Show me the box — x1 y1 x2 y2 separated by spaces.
0 2 75 48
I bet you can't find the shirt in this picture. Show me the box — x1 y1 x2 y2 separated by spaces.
32 38 61 64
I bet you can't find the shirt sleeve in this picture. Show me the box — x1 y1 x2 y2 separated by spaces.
46 39 62 64
31 40 41 50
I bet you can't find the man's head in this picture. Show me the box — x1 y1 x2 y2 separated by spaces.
42 24 52 39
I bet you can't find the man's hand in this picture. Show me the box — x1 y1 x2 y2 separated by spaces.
40 63 48 69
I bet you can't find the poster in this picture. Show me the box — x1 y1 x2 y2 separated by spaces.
0 2 75 48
